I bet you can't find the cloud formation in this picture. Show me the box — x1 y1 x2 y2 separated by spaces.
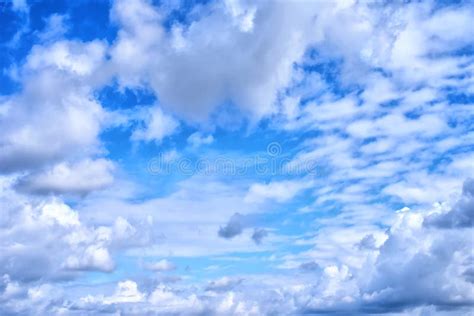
0 0 472 315
15 159 115 195
218 213 245 239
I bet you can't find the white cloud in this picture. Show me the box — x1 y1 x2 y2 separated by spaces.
110 0 325 122
63 245 114 272
0 196 115 280
187 132 214 148
145 259 176 272
0 1 473 315
40 199 80 227
4 176 473 314
131 106 179 143
245 179 313 204
0 40 108 173
26 40 107 79
106 280 145 304
148 284 202 312
361 73 399 108
347 113 447 139
79 175 266 258
16 158 115 195
60 180 474 314
87 280 145 305
0 185 149 285
37 14 69 42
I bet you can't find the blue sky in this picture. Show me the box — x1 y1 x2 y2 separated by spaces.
0 0 473 315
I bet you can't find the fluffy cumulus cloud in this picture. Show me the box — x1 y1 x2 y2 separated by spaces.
425 179 474 229
131 105 179 143
0 178 157 314
0 193 97 281
109 0 323 122
0 0 473 315
15 158 115 195
0 39 108 173
20 181 468 315
0 183 151 280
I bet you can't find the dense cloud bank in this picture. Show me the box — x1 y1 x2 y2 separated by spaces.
0 179 472 315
